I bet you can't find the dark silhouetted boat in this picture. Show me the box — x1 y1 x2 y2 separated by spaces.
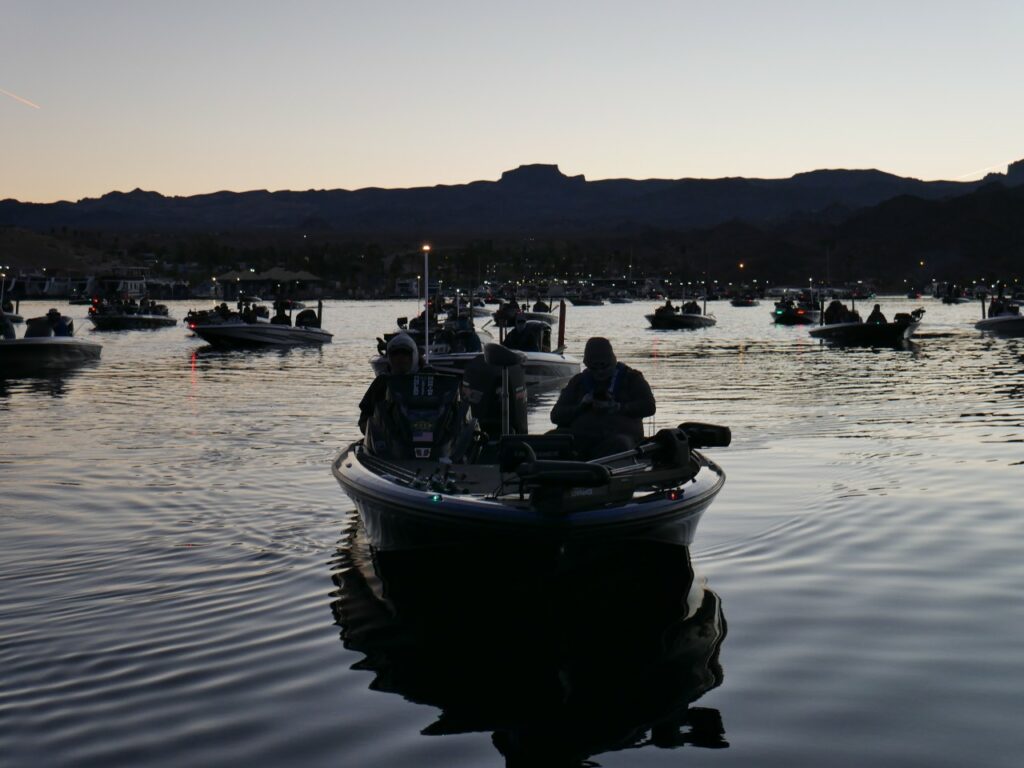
1 315 101 374
88 299 176 331
810 308 924 345
646 302 716 330
189 303 331 347
771 299 821 325
730 295 760 307
976 304 1024 336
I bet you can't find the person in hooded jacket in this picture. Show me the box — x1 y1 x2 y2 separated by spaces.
502 313 539 352
550 337 656 459
358 333 420 434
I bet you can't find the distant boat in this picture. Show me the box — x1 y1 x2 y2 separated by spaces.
730 295 760 307
190 304 331 347
976 300 1024 337
771 300 820 325
88 299 177 331
647 303 716 330
569 296 604 306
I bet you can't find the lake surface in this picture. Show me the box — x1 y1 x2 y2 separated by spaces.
2 297 1022 767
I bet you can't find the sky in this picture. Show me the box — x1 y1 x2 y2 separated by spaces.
2 0 1023 202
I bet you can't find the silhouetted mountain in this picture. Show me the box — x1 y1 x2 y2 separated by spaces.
3 162 1019 236
827 181 1024 282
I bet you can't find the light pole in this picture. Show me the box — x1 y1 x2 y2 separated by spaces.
422 244 431 364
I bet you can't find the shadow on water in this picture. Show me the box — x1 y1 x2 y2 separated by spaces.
330 524 728 767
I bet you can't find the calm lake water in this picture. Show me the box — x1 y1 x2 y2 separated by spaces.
2 297 1023 767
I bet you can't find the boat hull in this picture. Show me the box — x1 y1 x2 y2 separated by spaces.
771 309 821 325
492 310 557 326
333 443 725 551
191 322 332 347
0 337 102 373
646 313 717 330
975 315 1024 336
89 314 177 331
809 319 920 345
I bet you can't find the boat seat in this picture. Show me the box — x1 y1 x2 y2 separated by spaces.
517 459 611 488
498 434 575 471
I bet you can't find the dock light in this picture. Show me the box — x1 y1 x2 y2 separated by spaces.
430 493 442 503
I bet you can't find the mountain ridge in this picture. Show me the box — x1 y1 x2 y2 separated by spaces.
1 162 1021 236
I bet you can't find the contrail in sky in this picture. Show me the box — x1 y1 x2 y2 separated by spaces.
954 162 1006 180
0 87 41 109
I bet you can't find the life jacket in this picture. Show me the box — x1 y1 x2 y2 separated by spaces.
582 363 624 398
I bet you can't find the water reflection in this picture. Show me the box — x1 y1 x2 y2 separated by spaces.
331 525 728 766
0 366 91 399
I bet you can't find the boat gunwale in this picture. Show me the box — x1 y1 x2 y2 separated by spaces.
332 441 725 533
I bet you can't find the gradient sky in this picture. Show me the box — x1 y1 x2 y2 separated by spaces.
3 0 1023 202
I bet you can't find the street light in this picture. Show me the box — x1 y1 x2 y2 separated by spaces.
422 245 431 363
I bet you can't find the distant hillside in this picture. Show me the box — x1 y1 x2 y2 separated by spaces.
3 161 1021 236
0 228 109 272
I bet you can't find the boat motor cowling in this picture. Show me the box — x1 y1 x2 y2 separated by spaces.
463 350 528 437
365 372 468 460
483 343 526 368
677 422 731 449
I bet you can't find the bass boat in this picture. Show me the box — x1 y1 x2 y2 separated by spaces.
646 302 716 330
373 306 579 393
335 344 730 551
810 308 925 346
189 302 332 347
88 299 177 330
771 299 821 325
976 300 1024 337
1 315 101 374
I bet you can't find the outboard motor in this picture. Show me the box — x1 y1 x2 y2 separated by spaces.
462 344 527 438
295 309 320 328
23 316 54 338
523 320 551 352
365 372 469 460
